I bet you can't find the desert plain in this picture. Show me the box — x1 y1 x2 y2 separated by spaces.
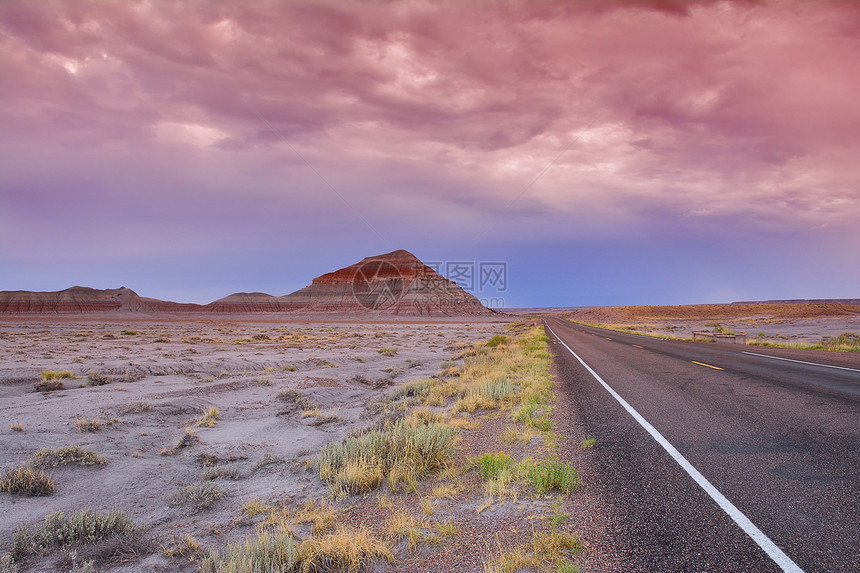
1 316 602 573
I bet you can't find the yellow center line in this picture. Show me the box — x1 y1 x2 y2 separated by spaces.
692 360 723 370
632 344 643 348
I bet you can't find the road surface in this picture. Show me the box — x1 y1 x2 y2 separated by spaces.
545 317 860 572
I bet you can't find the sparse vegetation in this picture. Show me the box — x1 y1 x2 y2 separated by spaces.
115 401 152 415
197 406 221 427
276 389 314 411
74 418 101 432
749 331 860 352
1 466 54 496
86 370 110 386
30 446 106 468
161 427 200 455
378 347 398 356
318 419 455 494
204 464 241 481
10 423 23 432
484 528 582 573
40 370 76 381
33 379 64 392
163 533 205 561
166 481 224 511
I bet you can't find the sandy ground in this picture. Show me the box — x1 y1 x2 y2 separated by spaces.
0 318 509 571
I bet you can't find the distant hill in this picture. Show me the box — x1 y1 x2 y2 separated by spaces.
0 250 497 317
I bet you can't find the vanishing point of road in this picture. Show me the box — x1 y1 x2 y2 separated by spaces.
545 317 860 573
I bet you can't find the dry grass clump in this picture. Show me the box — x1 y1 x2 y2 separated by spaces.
202 528 297 573
203 464 241 481
197 406 221 427
166 481 224 511
298 526 393 571
483 528 581 573
276 389 314 411
33 379 64 393
74 418 101 432
10 423 23 432
30 446 106 468
10 509 139 562
115 401 152 415
40 370 76 381
163 533 205 561
318 420 455 494
1 466 54 496
378 347 398 356
292 500 337 535
389 378 438 400
86 370 110 386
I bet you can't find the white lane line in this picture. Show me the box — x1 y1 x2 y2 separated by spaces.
742 351 860 373
546 323 805 573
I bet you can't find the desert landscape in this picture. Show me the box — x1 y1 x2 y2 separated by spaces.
0 251 599 573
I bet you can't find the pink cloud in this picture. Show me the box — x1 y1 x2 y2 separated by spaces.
2 0 859 255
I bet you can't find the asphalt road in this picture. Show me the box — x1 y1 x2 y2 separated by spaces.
544 318 860 573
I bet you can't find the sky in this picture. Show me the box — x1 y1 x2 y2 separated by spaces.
1 0 859 308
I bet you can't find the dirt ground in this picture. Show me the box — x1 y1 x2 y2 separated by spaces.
0 318 511 572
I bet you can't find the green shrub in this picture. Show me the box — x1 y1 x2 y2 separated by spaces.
1 466 54 496
522 459 579 494
120 330 139 336
30 446 106 468
512 403 552 430
479 451 515 480
486 335 510 347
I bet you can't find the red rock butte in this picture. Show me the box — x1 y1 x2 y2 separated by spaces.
0 250 497 317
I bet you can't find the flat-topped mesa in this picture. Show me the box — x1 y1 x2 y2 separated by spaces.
280 249 495 316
